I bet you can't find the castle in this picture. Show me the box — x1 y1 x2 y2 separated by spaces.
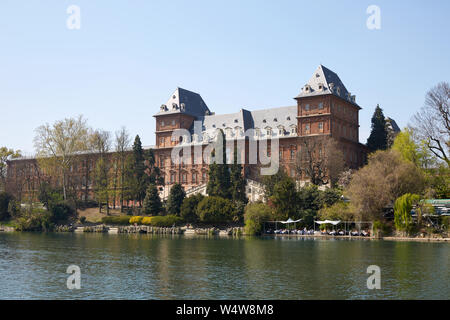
6 65 368 203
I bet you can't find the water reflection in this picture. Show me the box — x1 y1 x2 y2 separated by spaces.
0 233 448 299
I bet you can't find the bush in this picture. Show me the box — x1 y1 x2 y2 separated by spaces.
141 216 152 225
101 215 131 225
76 200 98 210
149 215 183 227
180 194 204 223
244 202 274 235
197 196 234 223
50 202 77 224
0 192 13 221
129 216 143 224
15 209 54 232
79 216 86 224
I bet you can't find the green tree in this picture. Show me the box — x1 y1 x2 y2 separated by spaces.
180 193 204 223
244 202 274 235
394 193 420 235
270 176 298 220
261 168 288 199
206 130 231 199
229 146 247 204
132 135 147 206
38 182 63 210
166 183 186 216
392 128 435 168
143 184 162 215
197 196 234 223
366 105 388 151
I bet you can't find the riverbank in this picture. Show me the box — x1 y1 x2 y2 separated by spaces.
1 223 448 242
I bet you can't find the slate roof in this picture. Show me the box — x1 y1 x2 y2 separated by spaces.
296 65 359 107
154 87 211 118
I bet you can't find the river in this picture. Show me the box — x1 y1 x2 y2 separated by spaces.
0 232 448 299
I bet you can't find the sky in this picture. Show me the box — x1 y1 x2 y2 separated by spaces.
0 0 449 155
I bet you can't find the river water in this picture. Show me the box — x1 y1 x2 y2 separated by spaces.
0 232 448 299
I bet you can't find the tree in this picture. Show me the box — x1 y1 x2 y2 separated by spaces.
244 202 274 235
34 115 90 200
180 193 204 223
296 136 345 186
197 196 234 223
366 105 388 151
394 193 420 235
346 150 425 221
90 130 112 214
206 130 231 199
0 192 13 221
166 183 186 216
411 82 450 166
143 184 162 215
132 135 146 206
38 182 63 210
0 147 21 191
114 127 130 212
392 128 435 169
318 201 354 221
270 176 298 220
229 146 247 204
261 168 288 199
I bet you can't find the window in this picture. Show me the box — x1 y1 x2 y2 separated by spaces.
160 137 164 146
290 149 295 160
170 173 175 183
318 102 324 110
318 122 323 131
305 104 310 111
279 150 283 159
290 169 296 177
291 127 296 134
202 172 207 181
192 173 197 183
305 124 310 133
266 128 272 136
182 173 187 183
278 128 284 135
161 121 165 127
172 120 176 125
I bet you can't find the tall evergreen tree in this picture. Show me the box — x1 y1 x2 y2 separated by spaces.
166 183 186 216
229 146 247 203
143 184 162 215
132 135 146 206
366 105 388 151
206 130 231 199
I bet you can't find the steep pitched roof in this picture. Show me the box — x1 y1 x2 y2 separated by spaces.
154 87 211 118
296 65 359 107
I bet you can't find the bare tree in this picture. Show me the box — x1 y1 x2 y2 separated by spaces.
295 136 345 186
34 115 90 200
115 127 130 212
412 82 450 166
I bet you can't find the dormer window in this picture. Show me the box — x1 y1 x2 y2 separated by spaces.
234 119 238 123
286 116 291 121
180 103 185 110
172 103 178 110
263 119 266 123
336 87 341 96
266 128 272 136
160 104 167 111
274 118 277 122
212 124 216 128
291 126 297 134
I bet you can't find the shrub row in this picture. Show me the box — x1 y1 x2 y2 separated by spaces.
101 216 131 225
102 215 183 227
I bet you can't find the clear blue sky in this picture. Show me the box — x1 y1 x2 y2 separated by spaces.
1 0 449 155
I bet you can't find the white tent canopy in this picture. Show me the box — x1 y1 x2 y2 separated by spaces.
314 220 341 226
278 218 302 224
